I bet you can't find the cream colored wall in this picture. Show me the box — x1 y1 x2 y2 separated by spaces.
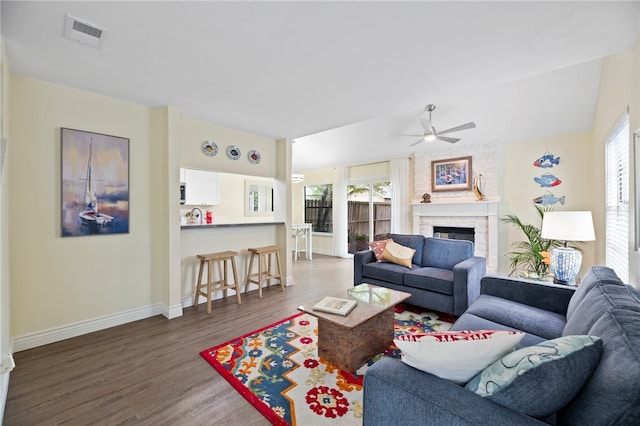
501 132 595 277
156 107 182 317
179 118 287 304
592 40 640 285
8 76 165 336
1 36 12 417
348 161 389 181
8 76 289 343
181 116 276 177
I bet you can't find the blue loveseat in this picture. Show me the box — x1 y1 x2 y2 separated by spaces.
363 266 640 425
354 234 486 316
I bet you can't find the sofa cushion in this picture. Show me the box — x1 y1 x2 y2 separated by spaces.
466 335 602 418
422 237 473 270
559 308 640 425
566 266 623 319
388 234 424 266
563 281 640 336
369 238 392 262
381 240 416 268
362 262 416 285
394 330 524 385
465 294 566 340
404 267 454 295
451 312 547 349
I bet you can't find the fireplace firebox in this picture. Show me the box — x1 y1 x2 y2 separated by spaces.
433 226 475 242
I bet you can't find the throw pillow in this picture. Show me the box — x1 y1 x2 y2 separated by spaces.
394 330 524 384
369 238 392 262
465 335 603 418
381 240 416 268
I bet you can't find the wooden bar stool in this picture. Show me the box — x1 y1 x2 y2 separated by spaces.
194 251 241 314
244 246 284 298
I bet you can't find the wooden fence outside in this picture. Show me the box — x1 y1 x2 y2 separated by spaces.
305 200 391 252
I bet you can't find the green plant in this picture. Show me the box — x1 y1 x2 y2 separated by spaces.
501 205 563 277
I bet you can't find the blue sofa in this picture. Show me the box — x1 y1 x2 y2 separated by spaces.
363 266 640 425
354 234 486 316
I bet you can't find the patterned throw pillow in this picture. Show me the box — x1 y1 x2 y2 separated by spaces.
380 240 416 268
465 335 602 418
394 330 524 384
369 238 392 262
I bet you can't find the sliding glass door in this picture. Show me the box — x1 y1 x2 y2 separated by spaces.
347 181 391 254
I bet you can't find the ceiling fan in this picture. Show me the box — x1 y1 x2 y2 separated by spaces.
407 104 476 146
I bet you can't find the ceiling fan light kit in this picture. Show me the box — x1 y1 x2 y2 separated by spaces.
407 104 476 146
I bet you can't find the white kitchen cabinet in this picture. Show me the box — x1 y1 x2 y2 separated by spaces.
181 168 220 205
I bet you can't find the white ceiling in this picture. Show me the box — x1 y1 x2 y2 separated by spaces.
2 1 639 171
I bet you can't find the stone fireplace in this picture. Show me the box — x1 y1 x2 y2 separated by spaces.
412 198 499 272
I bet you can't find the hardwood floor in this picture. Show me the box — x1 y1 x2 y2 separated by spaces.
5 255 355 426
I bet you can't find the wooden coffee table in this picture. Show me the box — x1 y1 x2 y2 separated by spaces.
298 283 411 373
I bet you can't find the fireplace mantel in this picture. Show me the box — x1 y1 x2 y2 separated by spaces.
412 197 500 271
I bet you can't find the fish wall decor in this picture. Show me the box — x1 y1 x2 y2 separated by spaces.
533 153 560 168
534 173 562 187
533 191 565 206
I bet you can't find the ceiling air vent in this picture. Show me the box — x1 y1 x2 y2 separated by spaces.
63 14 107 48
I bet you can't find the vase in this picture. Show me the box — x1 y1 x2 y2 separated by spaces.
472 174 485 201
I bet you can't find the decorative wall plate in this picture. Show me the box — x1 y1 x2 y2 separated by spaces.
248 149 261 164
226 145 241 160
201 140 218 157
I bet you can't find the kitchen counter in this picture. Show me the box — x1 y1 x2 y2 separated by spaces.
181 222 284 229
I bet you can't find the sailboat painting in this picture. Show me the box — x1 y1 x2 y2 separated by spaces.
61 128 129 237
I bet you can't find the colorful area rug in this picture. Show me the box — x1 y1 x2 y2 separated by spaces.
199 305 453 425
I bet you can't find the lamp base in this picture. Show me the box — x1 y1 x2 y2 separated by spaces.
550 247 582 285
552 278 577 286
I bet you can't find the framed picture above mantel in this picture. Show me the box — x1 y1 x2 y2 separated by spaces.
431 156 472 192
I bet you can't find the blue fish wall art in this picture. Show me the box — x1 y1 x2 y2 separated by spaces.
533 153 560 168
533 192 565 206
534 173 562 187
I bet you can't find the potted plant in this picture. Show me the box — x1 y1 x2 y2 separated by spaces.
501 205 563 279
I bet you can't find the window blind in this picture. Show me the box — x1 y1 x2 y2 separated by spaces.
605 113 630 282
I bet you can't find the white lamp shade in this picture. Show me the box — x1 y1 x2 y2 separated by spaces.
541 211 595 242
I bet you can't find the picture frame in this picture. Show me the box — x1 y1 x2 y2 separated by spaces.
61 128 129 237
431 156 472 192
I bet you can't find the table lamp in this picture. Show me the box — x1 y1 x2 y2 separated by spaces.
540 211 595 284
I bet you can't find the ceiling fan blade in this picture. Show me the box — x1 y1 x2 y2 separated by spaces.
437 136 460 144
410 138 426 147
400 134 425 137
437 122 476 136
419 118 432 131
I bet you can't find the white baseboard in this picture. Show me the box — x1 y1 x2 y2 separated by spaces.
163 304 183 319
13 304 165 352
0 370 9 425
181 278 294 308
312 248 333 256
